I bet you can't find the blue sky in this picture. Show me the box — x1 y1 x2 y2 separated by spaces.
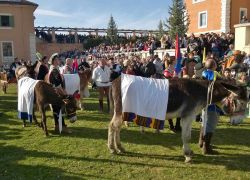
31 0 170 30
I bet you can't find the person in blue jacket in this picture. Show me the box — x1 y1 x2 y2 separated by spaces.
199 58 222 154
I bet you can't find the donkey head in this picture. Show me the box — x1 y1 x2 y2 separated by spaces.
78 68 92 83
26 64 37 79
62 92 78 123
216 81 248 115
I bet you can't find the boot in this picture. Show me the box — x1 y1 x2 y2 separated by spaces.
99 100 104 112
199 127 204 148
203 132 215 155
168 119 175 132
175 118 182 132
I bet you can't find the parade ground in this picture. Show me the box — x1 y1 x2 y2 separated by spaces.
0 85 250 179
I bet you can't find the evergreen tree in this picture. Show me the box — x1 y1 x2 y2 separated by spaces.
165 0 190 39
157 20 165 39
107 15 118 44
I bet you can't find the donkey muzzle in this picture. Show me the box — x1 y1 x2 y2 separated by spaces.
69 116 77 123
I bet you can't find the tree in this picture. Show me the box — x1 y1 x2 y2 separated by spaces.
157 20 166 40
107 15 118 44
165 0 190 39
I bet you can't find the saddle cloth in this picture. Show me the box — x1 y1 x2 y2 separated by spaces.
63 74 80 95
18 77 39 122
121 73 169 121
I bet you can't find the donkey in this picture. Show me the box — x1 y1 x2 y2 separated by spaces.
78 69 92 110
16 65 78 136
108 77 248 163
33 81 78 136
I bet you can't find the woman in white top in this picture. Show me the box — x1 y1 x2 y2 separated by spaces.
92 59 111 112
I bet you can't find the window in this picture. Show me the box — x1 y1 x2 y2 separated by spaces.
193 0 205 4
239 8 247 22
2 42 13 57
1 42 14 64
0 15 14 28
198 11 207 28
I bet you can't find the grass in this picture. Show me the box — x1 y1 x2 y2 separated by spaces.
0 85 250 180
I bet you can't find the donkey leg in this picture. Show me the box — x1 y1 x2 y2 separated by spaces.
108 113 123 154
108 116 117 154
181 116 194 163
39 106 48 136
33 107 40 127
115 128 125 153
113 115 125 153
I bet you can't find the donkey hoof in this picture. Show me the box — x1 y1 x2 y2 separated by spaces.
110 149 117 154
116 147 126 154
184 156 192 163
22 124 26 128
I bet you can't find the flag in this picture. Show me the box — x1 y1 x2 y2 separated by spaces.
36 52 43 60
202 47 206 63
174 34 182 75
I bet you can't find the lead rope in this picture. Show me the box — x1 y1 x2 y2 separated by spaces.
203 80 216 135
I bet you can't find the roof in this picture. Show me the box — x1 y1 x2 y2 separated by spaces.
0 0 38 7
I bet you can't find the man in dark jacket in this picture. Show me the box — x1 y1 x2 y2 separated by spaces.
36 56 49 80
8 58 21 80
48 54 70 134
143 57 156 78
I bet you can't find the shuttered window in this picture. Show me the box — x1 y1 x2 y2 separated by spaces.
0 15 14 27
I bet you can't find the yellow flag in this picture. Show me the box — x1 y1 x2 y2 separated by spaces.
202 47 206 63
36 52 43 60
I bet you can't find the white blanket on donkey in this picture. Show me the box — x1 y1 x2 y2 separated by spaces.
63 74 80 95
18 77 39 122
121 73 169 120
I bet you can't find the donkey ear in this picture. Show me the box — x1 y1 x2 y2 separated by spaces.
73 90 79 95
220 82 239 92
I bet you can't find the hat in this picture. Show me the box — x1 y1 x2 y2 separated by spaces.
48 53 59 65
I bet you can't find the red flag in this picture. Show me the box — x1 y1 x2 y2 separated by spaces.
174 34 182 75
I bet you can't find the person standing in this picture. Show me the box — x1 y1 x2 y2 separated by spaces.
199 58 222 154
72 57 79 73
78 57 90 72
48 54 71 133
153 55 163 78
8 58 21 80
62 58 73 74
92 58 112 112
35 56 49 81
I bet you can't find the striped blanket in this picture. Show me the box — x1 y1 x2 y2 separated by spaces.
123 113 165 130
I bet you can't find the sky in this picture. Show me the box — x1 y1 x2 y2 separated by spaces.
30 0 171 30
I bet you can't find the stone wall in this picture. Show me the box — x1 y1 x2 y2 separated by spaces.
36 42 83 57
235 23 250 54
